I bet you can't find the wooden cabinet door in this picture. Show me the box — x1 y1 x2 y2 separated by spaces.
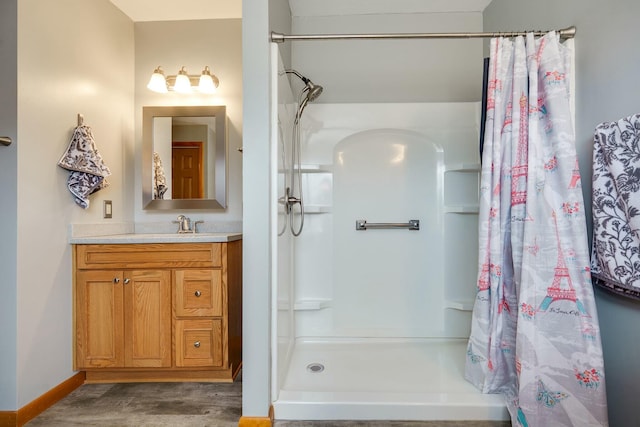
76 270 124 369
123 270 172 368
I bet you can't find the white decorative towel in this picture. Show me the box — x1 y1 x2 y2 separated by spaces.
58 125 111 209
591 113 640 299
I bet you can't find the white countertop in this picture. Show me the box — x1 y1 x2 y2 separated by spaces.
70 232 242 244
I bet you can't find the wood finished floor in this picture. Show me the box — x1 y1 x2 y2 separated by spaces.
26 377 509 427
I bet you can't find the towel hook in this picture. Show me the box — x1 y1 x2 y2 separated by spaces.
77 113 84 126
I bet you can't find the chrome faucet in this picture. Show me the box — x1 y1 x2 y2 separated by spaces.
174 215 203 234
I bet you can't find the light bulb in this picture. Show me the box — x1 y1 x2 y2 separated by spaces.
173 66 192 93
197 66 217 94
147 67 167 93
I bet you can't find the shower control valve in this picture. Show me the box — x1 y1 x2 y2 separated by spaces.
280 187 301 213
287 195 301 205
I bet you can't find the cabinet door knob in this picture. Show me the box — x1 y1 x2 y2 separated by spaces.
123 278 130 284
194 290 202 297
194 341 201 348
113 278 120 284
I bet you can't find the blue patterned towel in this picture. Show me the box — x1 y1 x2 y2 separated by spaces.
591 113 640 299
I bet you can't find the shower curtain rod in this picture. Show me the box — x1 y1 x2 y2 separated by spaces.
271 25 576 43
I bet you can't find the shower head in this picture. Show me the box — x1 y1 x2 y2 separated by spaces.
285 69 324 122
305 81 323 102
284 69 323 103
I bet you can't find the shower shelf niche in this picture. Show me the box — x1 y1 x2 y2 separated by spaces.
277 205 331 214
299 164 333 173
303 205 332 214
443 162 480 214
293 299 332 311
277 299 332 311
443 159 480 318
445 299 474 311
444 205 480 214
444 163 480 173
278 164 333 174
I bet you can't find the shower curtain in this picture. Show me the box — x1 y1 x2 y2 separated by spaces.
465 32 608 426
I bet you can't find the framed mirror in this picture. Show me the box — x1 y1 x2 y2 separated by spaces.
142 105 227 210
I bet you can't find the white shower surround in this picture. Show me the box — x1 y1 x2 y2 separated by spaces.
272 46 508 421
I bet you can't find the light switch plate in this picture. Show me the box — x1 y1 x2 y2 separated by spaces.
103 200 113 219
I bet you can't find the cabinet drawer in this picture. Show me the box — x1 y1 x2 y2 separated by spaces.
76 243 222 269
175 319 223 367
175 270 222 317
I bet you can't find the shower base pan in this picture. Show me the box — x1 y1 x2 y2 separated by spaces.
273 337 509 421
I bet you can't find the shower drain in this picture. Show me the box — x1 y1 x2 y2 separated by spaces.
306 363 325 373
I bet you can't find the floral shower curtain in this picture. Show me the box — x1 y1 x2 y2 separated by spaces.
465 32 608 426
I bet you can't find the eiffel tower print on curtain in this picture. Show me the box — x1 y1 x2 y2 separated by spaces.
538 211 588 315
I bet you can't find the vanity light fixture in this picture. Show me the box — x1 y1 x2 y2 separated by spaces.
146 66 220 94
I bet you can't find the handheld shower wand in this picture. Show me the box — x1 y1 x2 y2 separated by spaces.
280 69 324 236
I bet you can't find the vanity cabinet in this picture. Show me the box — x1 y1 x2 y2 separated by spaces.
73 241 242 383
75 269 171 369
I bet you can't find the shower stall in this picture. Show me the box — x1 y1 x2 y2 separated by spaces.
270 45 508 421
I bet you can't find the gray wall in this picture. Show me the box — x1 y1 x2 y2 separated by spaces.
291 12 484 103
0 0 18 412
484 2 640 425
242 0 284 417
0 0 136 411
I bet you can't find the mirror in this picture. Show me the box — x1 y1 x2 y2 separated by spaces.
142 105 227 210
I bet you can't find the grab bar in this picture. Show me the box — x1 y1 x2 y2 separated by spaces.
0 137 12 146
356 219 420 231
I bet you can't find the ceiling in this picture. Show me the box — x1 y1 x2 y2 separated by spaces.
108 0 241 22
289 0 493 16
109 0 491 22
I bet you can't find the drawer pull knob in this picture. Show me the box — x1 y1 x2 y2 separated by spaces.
194 341 201 348
194 290 202 297
123 278 130 284
113 278 120 284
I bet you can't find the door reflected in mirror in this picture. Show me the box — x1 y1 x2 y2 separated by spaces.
143 106 227 210
152 116 214 200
